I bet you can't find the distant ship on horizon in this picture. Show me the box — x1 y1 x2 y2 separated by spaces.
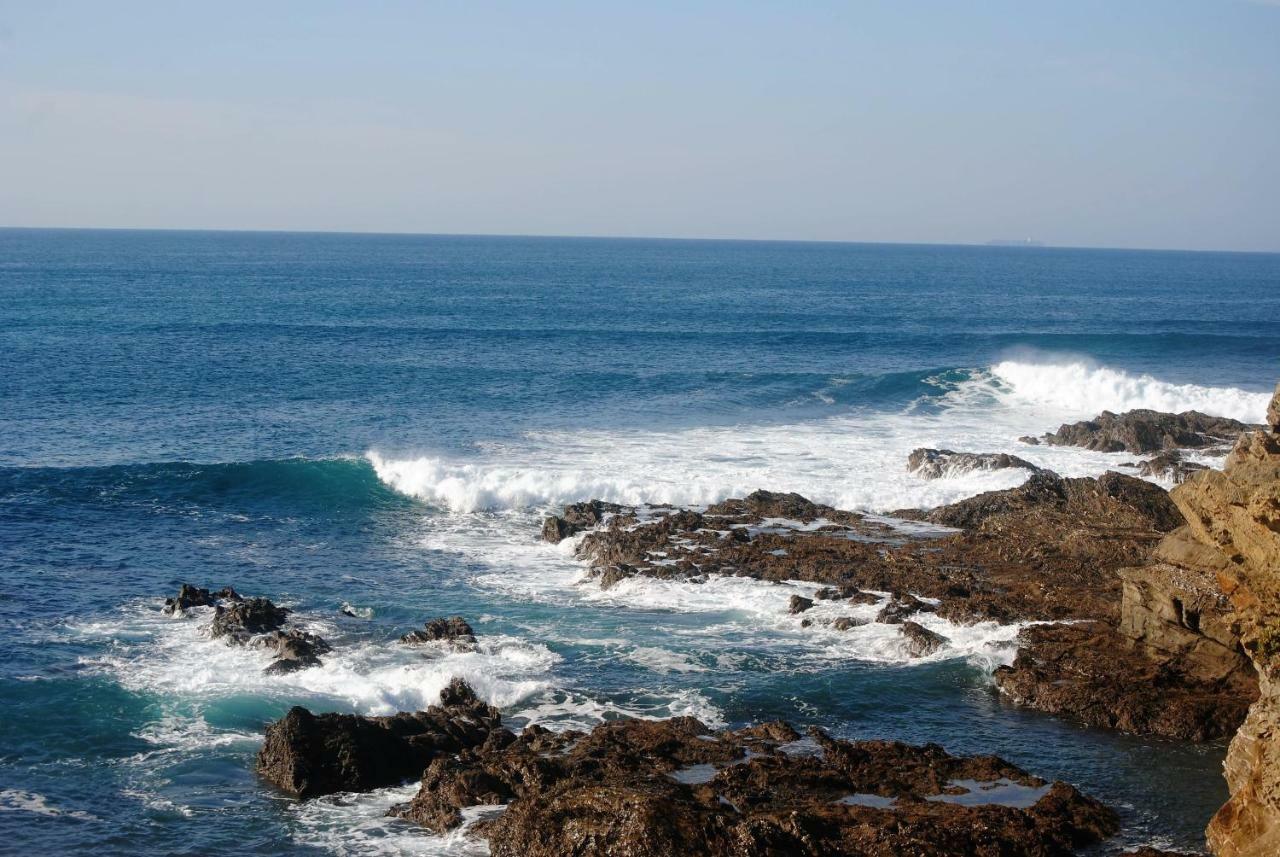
986 237 1046 247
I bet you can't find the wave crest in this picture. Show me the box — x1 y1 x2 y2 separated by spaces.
990 359 1270 422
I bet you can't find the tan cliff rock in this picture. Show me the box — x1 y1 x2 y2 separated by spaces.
1193 381 1280 857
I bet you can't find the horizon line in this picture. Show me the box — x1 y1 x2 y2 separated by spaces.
1 224 1277 257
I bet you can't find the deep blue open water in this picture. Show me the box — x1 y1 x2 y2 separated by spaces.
2 228 1278 854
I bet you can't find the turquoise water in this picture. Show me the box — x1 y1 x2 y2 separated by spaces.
2 228 1278 854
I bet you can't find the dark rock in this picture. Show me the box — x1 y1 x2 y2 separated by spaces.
389 715 1118 856
1040 408 1252 454
541 500 626 543
400 616 478 652
900 621 948 657
833 617 868 631
256 628 333 674
256 678 504 797
926 470 1183 533
595 565 635 589
814 586 879 604
876 593 934 624
1269 381 1280 430
788 595 814 614
163 583 240 615
1018 435 1041 445
1137 449 1208 484
211 597 290 643
908 447 1042 479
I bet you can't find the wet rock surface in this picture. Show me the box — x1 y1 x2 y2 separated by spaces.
388 714 1117 856
994 621 1255 742
1133 449 1209 484
559 474 1180 626
541 499 627 543
256 678 503 797
907 447 1042 479
399 616 478 651
1035 408 1254 454
164 584 332 675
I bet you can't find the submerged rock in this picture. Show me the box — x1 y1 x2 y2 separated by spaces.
907 447 1042 479
1038 408 1253 454
400 616 478 652
163 584 239 615
788 594 814 614
1135 449 1209 484
164 584 330 674
255 629 333 675
900 621 948 657
388 715 1118 856
256 677 503 797
876 592 934 625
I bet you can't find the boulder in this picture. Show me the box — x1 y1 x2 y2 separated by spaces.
900 621 948 657
907 447 1042 479
211 597 290 643
256 678 504 797
400 616 478 652
256 628 333 675
1136 449 1208 484
163 583 240 615
788 595 814 614
876 593 934 625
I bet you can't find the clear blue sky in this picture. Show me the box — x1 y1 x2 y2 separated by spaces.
1 0 1277 250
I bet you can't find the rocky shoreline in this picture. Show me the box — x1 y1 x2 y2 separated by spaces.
221 389 1279 854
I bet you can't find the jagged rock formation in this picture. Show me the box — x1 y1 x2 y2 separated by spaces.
907 447 1042 479
163 584 333 675
400 616 478 651
388 714 1117 856
1035 408 1254 454
544 476 1179 647
1198 383 1280 857
991 472 1262 741
256 678 503 797
541 499 626 543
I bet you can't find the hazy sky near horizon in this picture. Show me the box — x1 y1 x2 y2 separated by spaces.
1 1 1277 251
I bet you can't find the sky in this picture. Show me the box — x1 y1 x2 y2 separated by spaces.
0 0 1277 251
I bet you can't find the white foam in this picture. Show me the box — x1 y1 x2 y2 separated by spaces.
72 607 561 718
289 784 495 856
369 361 1260 517
0 789 97 821
991 359 1270 422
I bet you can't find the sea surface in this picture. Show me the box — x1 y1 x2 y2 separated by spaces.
2 228 1279 855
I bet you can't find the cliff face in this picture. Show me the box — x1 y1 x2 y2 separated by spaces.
1187 382 1280 857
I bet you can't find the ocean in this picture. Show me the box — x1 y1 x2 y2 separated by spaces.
2 228 1278 855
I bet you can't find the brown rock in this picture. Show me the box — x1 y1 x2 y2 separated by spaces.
994 622 1255 742
907 447 1042 479
788 594 814 614
900 621 948 657
1040 409 1253 454
391 715 1118 857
